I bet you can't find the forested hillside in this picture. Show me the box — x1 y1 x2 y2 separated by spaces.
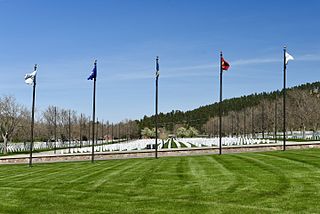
138 81 320 135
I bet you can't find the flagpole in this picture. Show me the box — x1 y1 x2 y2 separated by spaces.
54 106 57 154
91 60 97 163
29 64 37 167
274 96 277 144
155 56 159 159
219 52 223 155
283 47 287 151
68 110 71 153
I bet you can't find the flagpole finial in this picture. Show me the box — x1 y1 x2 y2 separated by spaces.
94 60 97 64
284 46 287 50
220 51 223 56
34 64 37 71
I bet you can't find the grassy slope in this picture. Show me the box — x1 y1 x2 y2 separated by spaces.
0 149 320 213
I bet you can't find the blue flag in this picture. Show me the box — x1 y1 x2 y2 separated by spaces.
88 62 97 80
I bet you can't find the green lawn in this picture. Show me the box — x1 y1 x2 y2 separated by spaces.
162 139 170 149
171 139 178 148
179 142 188 148
1 149 320 213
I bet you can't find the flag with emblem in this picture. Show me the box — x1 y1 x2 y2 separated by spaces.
221 57 230 71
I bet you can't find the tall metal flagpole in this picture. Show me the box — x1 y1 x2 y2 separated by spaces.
68 110 71 153
54 106 57 154
283 47 287 151
219 52 223 155
155 56 159 159
91 60 97 163
29 64 37 167
243 109 246 137
262 104 265 139
274 96 278 144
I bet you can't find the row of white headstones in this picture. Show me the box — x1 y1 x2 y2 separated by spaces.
0 137 283 154
2 130 320 154
0 139 125 154
0 141 93 154
59 137 275 154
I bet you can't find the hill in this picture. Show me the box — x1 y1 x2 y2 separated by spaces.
138 81 320 135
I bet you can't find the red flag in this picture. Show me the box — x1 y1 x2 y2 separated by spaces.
221 57 230 71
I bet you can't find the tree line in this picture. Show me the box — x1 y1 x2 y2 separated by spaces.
138 81 320 136
1 81 320 153
0 99 140 153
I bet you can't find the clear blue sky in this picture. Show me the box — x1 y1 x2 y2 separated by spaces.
0 0 319 123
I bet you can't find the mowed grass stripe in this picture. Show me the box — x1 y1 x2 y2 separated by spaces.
207 156 242 193
1 161 103 184
231 155 291 197
0 149 320 213
254 152 320 212
212 155 251 194
22 163 105 184
89 160 146 190
264 150 320 169
0 161 121 188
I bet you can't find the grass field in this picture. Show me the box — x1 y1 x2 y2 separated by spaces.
1 149 320 213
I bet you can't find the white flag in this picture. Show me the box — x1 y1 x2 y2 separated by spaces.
285 52 294 64
24 70 37 85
